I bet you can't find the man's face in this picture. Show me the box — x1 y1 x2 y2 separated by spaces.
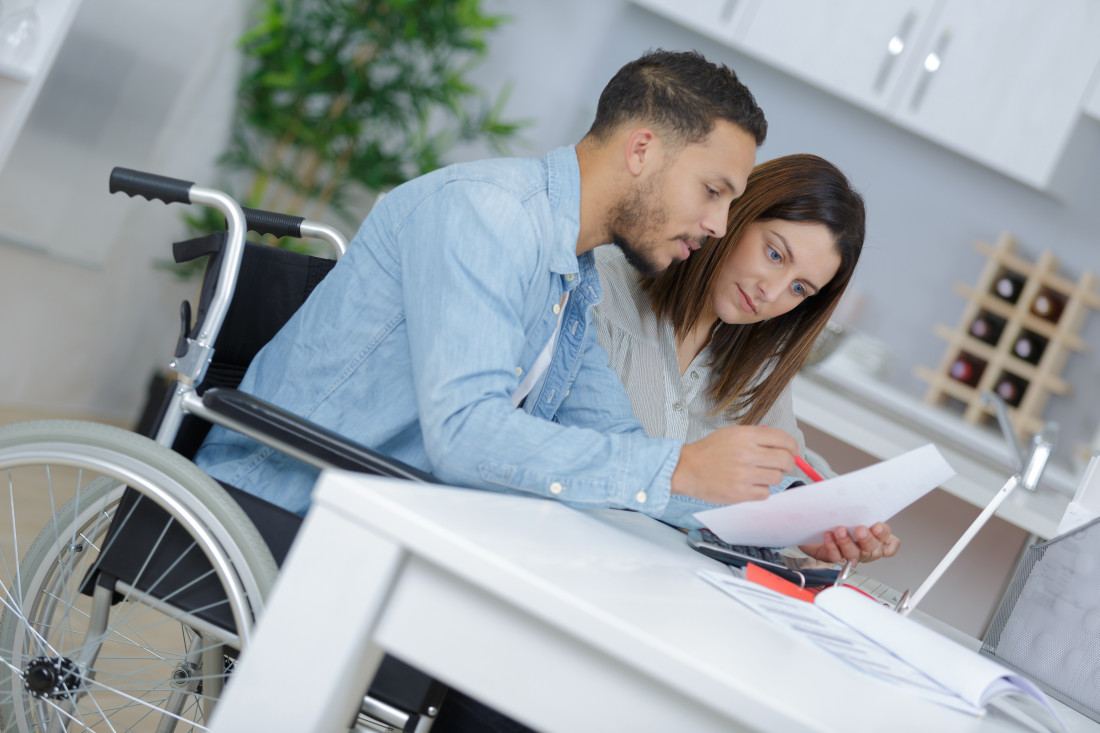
609 120 757 276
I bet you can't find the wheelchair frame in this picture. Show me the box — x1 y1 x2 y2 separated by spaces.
0 168 443 732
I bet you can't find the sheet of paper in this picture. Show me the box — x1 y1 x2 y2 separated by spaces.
695 443 955 547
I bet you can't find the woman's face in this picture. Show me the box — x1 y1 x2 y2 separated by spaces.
709 218 842 326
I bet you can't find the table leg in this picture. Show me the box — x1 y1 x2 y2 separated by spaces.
210 502 406 732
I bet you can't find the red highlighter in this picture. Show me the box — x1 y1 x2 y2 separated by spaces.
794 454 825 483
761 424 825 483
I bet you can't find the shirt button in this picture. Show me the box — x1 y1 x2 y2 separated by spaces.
690 370 699 380
515 366 523 376
565 273 575 281
549 481 564 495
635 491 647 504
552 303 561 314
672 401 683 411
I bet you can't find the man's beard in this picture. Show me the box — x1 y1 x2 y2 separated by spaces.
607 176 670 278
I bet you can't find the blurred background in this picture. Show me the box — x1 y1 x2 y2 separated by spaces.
2 0 1100 636
3 0 1098 459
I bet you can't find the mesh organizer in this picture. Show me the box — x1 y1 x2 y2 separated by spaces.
980 515 1100 721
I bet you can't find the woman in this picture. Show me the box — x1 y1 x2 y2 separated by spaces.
595 153 898 563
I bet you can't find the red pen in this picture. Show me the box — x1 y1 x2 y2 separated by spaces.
761 424 826 483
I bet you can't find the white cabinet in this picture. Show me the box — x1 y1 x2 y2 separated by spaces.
882 0 1100 190
632 0 1100 191
631 0 754 46
0 0 84 171
729 0 941 113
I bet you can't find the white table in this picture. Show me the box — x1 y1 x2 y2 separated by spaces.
210 471 1097 733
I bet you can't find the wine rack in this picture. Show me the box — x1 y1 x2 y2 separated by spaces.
916 232 1100 442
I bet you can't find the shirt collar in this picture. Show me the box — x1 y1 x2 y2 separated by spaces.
545 145 583 277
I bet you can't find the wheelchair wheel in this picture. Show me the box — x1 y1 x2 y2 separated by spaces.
0 420 279 732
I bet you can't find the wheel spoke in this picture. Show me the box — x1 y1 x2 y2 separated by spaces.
0 421 276 731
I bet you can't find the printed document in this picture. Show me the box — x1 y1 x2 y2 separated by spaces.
695 443 955 546
699 570 1060 725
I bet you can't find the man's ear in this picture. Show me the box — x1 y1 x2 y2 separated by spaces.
623 128 659 177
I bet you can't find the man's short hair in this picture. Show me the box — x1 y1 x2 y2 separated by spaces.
585 49 767 149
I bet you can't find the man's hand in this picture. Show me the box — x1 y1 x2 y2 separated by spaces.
671 425 797 505
799 523 900 565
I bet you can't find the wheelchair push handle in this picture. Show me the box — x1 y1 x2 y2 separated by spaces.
240 206 348 258
240 207 304 240
109 167 195 206
108 166 250 405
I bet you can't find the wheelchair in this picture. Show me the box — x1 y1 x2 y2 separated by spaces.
0 169 446 731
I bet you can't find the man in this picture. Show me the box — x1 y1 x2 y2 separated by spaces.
195 49 808 526
197 48 891 732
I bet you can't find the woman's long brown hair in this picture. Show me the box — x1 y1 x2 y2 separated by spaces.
644 154 866 425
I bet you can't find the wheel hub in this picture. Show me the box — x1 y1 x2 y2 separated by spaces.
172 660 198 688
23 656 81 700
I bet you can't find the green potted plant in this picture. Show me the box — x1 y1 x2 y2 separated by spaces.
180 0 523 259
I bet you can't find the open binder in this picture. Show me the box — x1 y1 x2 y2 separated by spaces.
700 569 1059 720
981 514 1100 722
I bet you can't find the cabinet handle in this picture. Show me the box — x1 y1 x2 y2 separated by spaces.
720 0 739 23
909 29 953 111
873 11 918 94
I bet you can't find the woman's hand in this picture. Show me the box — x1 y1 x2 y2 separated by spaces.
671 425 797 505
798 522 900 565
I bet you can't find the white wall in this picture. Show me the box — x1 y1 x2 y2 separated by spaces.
0 0 248 422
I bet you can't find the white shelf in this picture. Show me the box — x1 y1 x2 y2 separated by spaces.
793 356 1078 539
0 0 84 171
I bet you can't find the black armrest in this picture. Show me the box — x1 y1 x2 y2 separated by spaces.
201 387 440 484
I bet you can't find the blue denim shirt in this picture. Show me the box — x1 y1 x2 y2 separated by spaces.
195 146 682 518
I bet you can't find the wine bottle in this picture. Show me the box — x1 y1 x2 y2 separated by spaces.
968 311 1005 346
1030 287 1066 324
949 352 986 387
991 270 1025 305
1012 331 1048 365
994 373 1028 407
